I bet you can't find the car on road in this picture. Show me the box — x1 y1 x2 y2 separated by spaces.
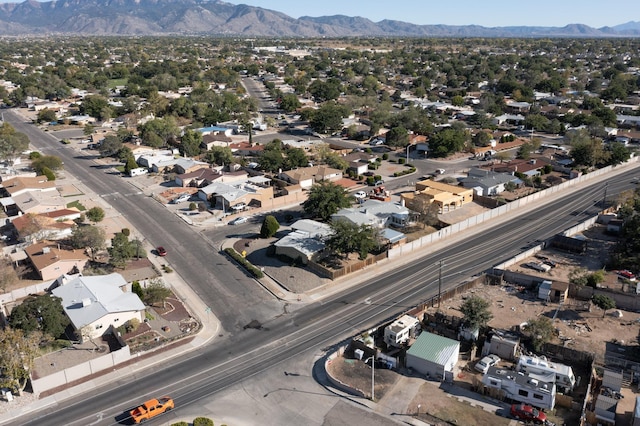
510 403 547 424
436 168 446 174
229 216 248 225
632 177 639 183
374 180 384 186
156 246 167 256
354 191 367 199
474 354 500 374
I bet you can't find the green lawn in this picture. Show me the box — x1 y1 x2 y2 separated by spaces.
66 200 86 211
107 78 128 89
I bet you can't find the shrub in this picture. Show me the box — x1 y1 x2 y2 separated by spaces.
193 417 214 426
42 167 56 181
189 202 197 211
121 228 131 237
132 281 144 299
382 153 389 160
260 215 280 238
170 423 189 426
398 158 405 164
224 248 264 278
29 151 42 159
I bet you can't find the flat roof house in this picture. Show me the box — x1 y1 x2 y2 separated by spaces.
52 273 145 342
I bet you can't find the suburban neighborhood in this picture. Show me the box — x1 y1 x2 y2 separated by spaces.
0 33 639 426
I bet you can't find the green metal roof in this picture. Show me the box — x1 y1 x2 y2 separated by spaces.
407 332 459 365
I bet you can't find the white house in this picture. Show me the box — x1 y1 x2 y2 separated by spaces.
332 200 410 229
406 332 459 382
482 366 556 409
51 273 146 342
383 314 420 348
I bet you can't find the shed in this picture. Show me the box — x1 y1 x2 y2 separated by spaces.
538 280 552 301
406 332 459 382
594 394 617 426
482 331 520 361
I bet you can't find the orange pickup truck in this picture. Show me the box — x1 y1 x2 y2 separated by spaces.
129 396 174 423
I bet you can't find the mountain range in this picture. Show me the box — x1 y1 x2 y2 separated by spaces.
0 0 638 37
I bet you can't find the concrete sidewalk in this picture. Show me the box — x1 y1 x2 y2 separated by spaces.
0 246 221 426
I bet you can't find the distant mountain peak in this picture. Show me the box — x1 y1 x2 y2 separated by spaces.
0 0 637 37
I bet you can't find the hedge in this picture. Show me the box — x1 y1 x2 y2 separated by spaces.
224 248 264 279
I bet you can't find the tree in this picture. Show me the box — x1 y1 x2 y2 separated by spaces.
459 296 493 330
69 225 106 260
428 128 468 157
258 146 284 173
36 108 57 124
204 146 234 167
0 328 48 394
303 181 352 221
0 123 29 165
326 220 378 260
132 281 144 299
260 215 280 238
108 232 135 268
86 206 105 223
279 93 301 112
179 129 202 158
524 317 555 352
9 294 69 338
124 154 138 175
284 147 309 169
31 154 63 174
409 196 440 228
592 294 616 317
310 102 348 134
98 135 123 158
144 279 172 308
80 94 110 119
385 126 409 148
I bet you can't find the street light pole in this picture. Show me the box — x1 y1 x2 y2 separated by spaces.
366 356 375 400
437 259 445 309
406 144 411 163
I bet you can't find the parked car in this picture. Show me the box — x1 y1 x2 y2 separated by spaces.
156 246 167 256
474 354 500 374
231 202 246 211
524 262 551 272
354 191 367 199
435 168 446 174
229 216 248 225
616 270 636 280
172 193 191 204
510 403 547 424
374 180 384 186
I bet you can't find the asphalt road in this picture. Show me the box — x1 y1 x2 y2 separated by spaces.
4 109 638 425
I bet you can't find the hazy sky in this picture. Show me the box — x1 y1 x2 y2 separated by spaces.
0 0 636 28
232 0 636 28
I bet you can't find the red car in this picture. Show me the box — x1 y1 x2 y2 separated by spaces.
157 246 167 256
511 403 547 424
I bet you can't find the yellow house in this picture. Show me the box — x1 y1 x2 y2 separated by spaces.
402 179 474 214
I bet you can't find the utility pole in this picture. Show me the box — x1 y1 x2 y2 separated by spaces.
438 260 442 309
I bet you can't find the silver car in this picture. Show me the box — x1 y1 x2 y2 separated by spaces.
474 354 500 374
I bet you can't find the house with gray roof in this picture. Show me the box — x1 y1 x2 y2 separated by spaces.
406 332 460 382
51 273 145 342
460 168 518 196
274 219 332 264
332 200 410 229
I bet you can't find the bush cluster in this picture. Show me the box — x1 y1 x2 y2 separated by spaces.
224 248 264 278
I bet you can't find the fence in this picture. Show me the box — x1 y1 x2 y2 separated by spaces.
389 158 638 261
308 252 388 280
30 344 131 395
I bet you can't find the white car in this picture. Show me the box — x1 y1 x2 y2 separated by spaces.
474 354 500 374
229 216 248 225
354 191 367 199
172 194 191 204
